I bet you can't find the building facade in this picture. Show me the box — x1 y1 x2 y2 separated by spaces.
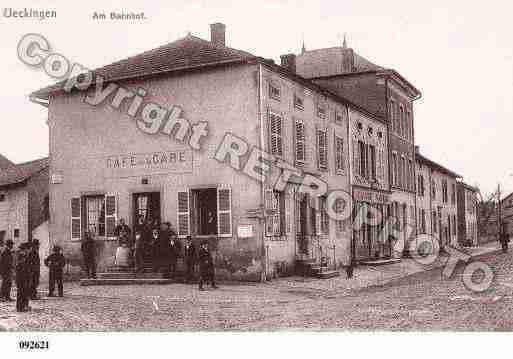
457 182 479 246
31 24 393 280
415 150 460 250
0 157 49 247
294 41 420 255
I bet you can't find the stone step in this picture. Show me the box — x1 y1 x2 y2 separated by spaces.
314 270 340 279
97 272 169 279
359 258 401 266
309 266 329 274
80 278 175 286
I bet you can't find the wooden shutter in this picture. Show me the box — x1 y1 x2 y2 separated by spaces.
269 111 283 157
335 135 344 172
317 129 328 170
217 187 232 237
177 190 190 238
352 140 360 176
294 120 306 164
265 188 273 237
285 191 292 235
105 195 117 239
71 197 81 241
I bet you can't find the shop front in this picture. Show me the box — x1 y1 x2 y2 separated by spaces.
352 186 392 262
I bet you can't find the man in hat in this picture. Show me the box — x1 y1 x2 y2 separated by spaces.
81 231 97 279
44 245 66 297
0 239 14 301
198 241 218 291
15 243 31 312
184 236 196 283
27 239 41 300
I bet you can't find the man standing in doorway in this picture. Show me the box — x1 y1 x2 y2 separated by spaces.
184 236 196 283
0 240 14 301
81 231 97 279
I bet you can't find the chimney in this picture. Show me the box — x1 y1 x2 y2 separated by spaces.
280 54 296 74
210 23 226 46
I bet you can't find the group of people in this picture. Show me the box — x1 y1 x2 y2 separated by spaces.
83 217 218 291
0 239 66 312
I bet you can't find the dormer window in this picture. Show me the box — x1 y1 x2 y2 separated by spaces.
269 83 281 101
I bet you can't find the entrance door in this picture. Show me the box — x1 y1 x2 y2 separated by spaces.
296 194 308 255
133 192 161 227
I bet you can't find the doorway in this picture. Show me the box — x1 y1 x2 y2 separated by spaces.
296 194 308 255
190 188 217 236
132 192 161 227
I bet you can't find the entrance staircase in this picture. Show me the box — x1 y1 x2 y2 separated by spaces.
295 258 340 279
79 264 175 286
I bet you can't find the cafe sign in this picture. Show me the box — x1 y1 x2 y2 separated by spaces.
103 150 193 178
353 187 389 204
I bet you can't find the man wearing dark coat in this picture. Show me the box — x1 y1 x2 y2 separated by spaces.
499 223 509 253
27 239 41 300
198 241 218 291
167 234 181 280
15 243 31 312
114 218 132 246
81 231 97 279
44 245 66 297
0 240 14 301
184 236 196 283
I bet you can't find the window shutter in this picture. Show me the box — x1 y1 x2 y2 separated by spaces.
335 135 344 172
177 190 190 238
352 140 360 176
269 111 283 157
317 129 328 170
265 188 273 237
217 187 232 238
315 197 322 236
295 120 306 164
105 195 117 239
71 197 81 241
285 192 292 235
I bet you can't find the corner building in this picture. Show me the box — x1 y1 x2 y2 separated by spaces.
30 24 386 280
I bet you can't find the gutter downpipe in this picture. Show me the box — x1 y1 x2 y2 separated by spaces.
257 63 267 282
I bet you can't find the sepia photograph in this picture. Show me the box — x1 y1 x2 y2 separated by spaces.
1 0 512 356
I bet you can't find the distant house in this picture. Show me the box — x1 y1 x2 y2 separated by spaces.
0 154 14 170
0 157 50 246
501 191 513 239
456 182 479 246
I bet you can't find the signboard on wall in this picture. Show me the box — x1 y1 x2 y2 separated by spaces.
353 187 389 204
237 225 254 238
103 150 193 178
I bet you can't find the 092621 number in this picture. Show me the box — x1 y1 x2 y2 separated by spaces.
18 341 49 350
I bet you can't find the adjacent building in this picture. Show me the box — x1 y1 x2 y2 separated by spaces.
415 149 461 250
0 157 49 246
30 24 395 280
294 40 420 256
500 191 513 239
457 181 479 246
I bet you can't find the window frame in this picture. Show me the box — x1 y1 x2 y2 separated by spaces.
268 82 281 101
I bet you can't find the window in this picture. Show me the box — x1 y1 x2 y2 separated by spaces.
320 196 329 235
451 184 456 204
269 111 283 157
335 198 346 232
334 135 345 172
431 179 436 199
407 111 413 140
13 228 20 238
0 230 5 243
409 160 413 191
452 214 457 234
294 94 304 110
358 141 367 177
442 179 448 203
317 129 328 170
294 120 306 165
85 195 106 236
317 104 327 119
177 187 232 238
0 193 5 202
335 111 343 123
266 190 284 237
389 101 395 132
392 153 398 186
269 82 281 100
399 106 404 137
421 209 426 233
369 144 376 180
418 175 425 196
432 211 437 232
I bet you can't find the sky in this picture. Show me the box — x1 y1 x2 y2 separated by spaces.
1 0 512 197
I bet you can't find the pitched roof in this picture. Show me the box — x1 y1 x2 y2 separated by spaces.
457 181 479 193
0 157 49 188
416 152 461 178
31 35 257 100
0 154 13 170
